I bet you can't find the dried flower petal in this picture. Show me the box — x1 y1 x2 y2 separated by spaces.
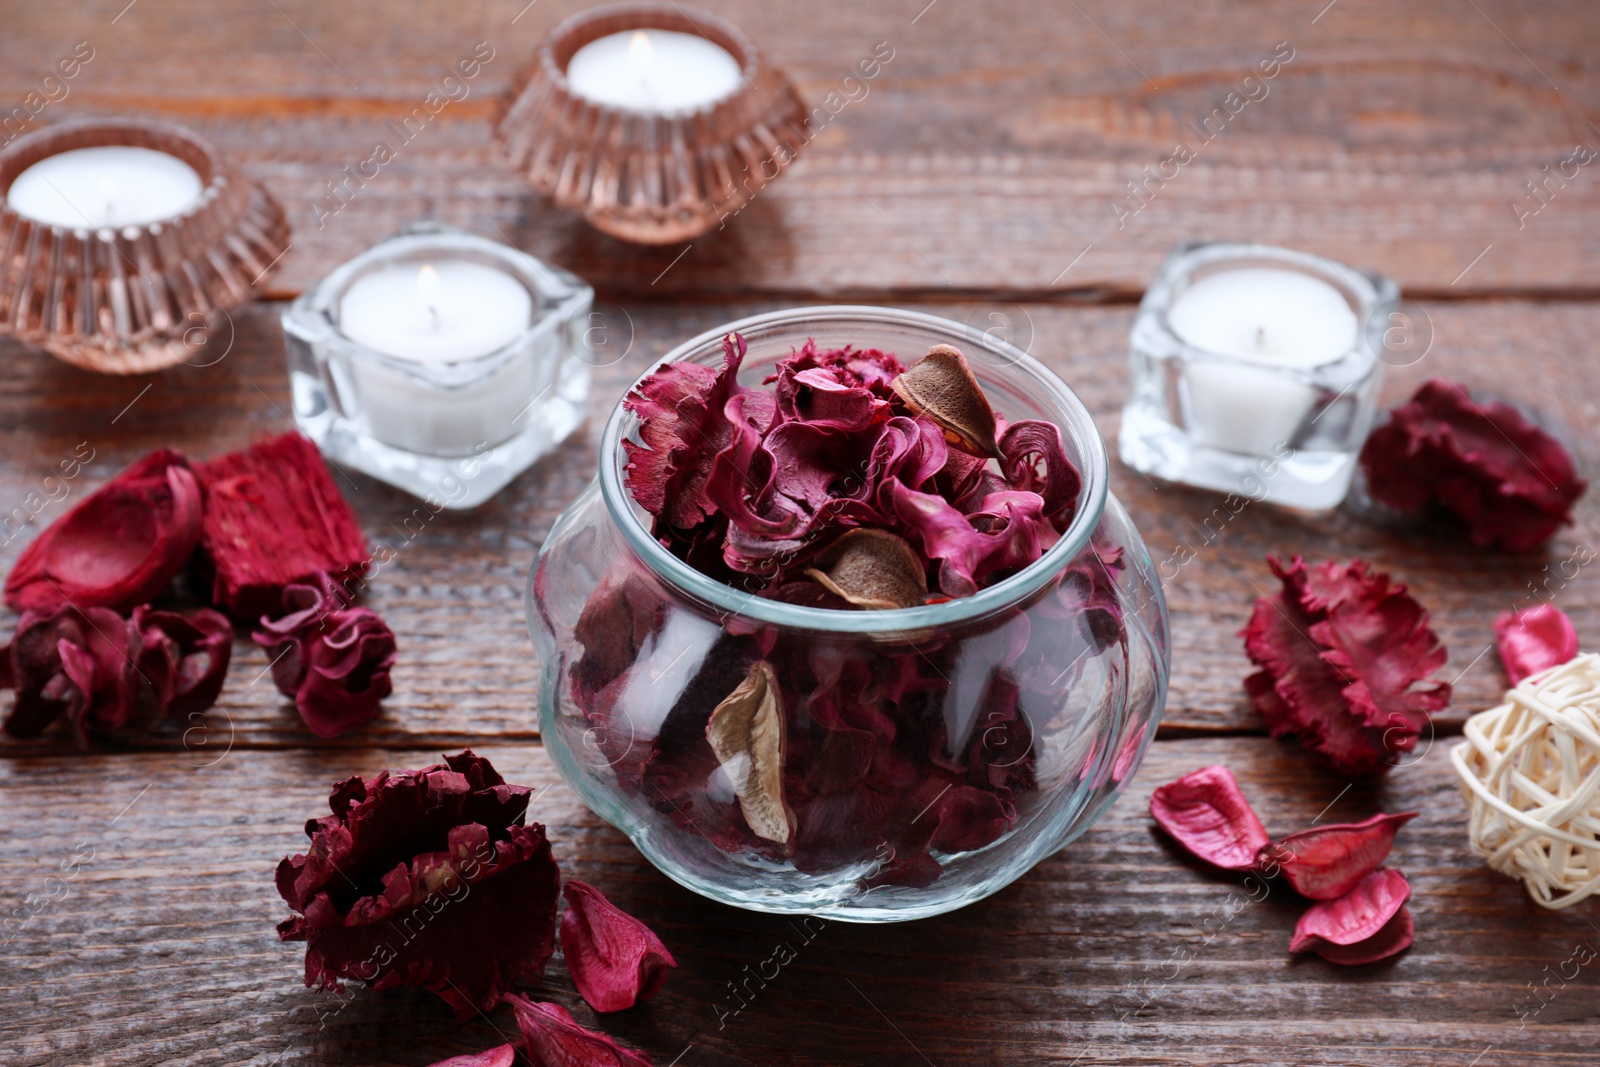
1241 556 1450 777
275 751 560 1020
508 995 653 1067
1359 379 1585 552
130 606 233 719
705 660 794 844
426 1046 516 1067
1289 868 1414 964
998 419 1082 529
198 432 370 617
560 880 677 1012
253 573 395 739
891 344 1002 459
1 605 136 747
1495 603 1578 685
805 529 928 610
1265 812 1416 900
1149 765 1271 871
5 449 202 614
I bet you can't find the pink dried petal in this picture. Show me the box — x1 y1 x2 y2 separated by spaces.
2 605 136 747
275 752 560 1021
130 606 234 719
1241 556 1450 777
426 1047 516 1067
1265 812 1416 900
5 449 202 614
508 995 653 1067
1290 868 1414 965
560 880 677 1012
998 419 1082 530
1149 765 1271 871
1495 604 1578 685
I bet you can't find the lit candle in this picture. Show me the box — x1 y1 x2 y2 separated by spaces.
1169 268 1359 456
6 145 203 228
564 29 742 111
337 260 538 454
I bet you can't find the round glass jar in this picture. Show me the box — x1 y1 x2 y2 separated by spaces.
528 306 1169 921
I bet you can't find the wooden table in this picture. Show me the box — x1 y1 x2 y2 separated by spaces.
4 2 1599 1063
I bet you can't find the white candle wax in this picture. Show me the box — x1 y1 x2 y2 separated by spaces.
6 146 203 228
338 260 540 455
565 29 742 111
1169 268 1359 456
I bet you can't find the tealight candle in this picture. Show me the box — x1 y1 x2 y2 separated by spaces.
1170 267 1358 456
564 28 742 112
6 145 203 228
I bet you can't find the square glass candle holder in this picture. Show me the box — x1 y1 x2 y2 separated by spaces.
1118 242 1397 510
283 224 593 509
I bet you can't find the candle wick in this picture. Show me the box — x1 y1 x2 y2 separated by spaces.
427 303 442 331
1254 326 1265 350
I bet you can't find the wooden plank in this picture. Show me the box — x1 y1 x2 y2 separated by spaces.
0 1 1597 297
2 738 1593 1066
2 298 1597 755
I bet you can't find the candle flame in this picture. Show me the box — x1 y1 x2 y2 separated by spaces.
628 30 653 67
417 264 442 300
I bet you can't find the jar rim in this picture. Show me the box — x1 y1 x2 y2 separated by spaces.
598 305 1111 634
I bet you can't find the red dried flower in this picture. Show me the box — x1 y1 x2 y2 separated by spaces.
1263 812 1416 900
1241 556 1450 777
197 432 370 617
427 1047 516 1067
275 751 560 1020
1359 379 1584 552
4 449 202 614
560 881 677 1013
507 995 653 1067
1495 603 1578 685
1 605 136 747
130 606 233 720
253 573 395 738
1149 764 1271 871
1289 868 1414 965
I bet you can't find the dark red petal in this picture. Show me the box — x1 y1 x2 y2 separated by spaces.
131 606 234 719
1495 604 1579 685
560 880 678 1012
1290 868 1414 964
507 995 654 1067
1149 765 1271 871
998 419 1082 530
295 607 396 739
2 605 136 747
5 449 202 614
1267 812 1416 900
427 1046 516 1067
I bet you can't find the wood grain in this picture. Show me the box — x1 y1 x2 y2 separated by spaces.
3 739 1595 1067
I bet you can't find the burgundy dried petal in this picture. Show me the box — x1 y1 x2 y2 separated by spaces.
1495 604 1578 685
508 995 653 1067
254 574 395 739
1359 379 1584 552
1241 556 1450 777
890 344 1003 460
5 449 202 614
560 880 678 1013
1266 812 1417 900
1150 765 1271 871
275 751 559 1020
427 1047 516 1067
1289 868 1414 965
998 419 1082 529
130 606 234 719
805 529 928 610
2 605 136 747
198 432 370 617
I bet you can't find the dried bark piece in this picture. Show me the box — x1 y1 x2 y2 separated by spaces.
1289 868 1414 965
1149 764 1271 871
1265 812 1416 900
560 880 677 1012
891 344 1003 459
705 660 794 844
1495 604 1579 685
805 529 929 610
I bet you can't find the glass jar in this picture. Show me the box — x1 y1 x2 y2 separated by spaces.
528 306 1169 921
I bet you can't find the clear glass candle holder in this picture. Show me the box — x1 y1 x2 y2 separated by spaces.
1119 242 1397 510
529 306 1170 921
282 224 592 509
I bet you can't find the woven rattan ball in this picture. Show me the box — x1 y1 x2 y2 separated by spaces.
1451 652 1600 910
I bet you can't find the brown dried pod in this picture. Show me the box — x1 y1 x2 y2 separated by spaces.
705 661 794 845
805 529 929 610
890 344 1002 459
